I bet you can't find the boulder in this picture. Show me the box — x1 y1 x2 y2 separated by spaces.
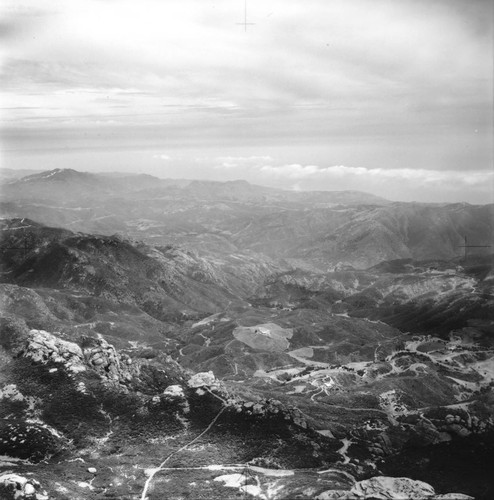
408 419 442 447
82 337 129 384
187 371 216 388
163 385 185 398
0 473 48 499
0 384 25 402
443 423 471 438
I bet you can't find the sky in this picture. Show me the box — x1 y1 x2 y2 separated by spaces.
0 0 493 203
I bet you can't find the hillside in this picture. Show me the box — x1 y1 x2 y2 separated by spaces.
1 215 493 499
0 218 285 327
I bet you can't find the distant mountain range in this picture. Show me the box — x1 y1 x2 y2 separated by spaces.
1 167 388 204
1 168 492 269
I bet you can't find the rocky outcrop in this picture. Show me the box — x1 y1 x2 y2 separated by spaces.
20 329 85 373
351 476 435 499
0 384 25 403
83 337 124 381
163 384 185 398
416 410 494 440
353 407 494 459
0 473 48 500
350 476 473 500
187 371 218 389
18 330 139 388
316 476 474 500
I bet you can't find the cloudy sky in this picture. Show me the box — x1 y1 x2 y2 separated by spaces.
1 0 492 202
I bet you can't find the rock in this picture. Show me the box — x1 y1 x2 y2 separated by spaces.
0 473 48 499
409 419 442 446
24 483 36 495
87 467 97 474
163 385 185 398
293 415 308 428
21 330 85 374
0 384 25 402
445 424 471 437
187 371 216 388
83 338 128 384
370 446 384 456
377 433 393 454
434 494 473 499
252 403 264 415
351 476 436 499
316 490 354 499
437 431 452 442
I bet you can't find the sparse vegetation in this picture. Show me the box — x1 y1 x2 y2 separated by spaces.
0 193 493 498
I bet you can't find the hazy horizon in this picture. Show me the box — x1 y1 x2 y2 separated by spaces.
1 0 493 204
3 165 494 206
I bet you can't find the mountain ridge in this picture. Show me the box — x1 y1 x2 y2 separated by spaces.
2 167 390 203
1 169 492 271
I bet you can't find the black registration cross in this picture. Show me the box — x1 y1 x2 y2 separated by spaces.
0 236 35 258
236 0 255 31
458 235 492 261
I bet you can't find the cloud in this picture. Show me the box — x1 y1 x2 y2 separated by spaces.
215 155 275 169
215 161 494 202
217 156 275 163
153 154 171 161
2 0 491 111
261 163 493 187
0 0 491 203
